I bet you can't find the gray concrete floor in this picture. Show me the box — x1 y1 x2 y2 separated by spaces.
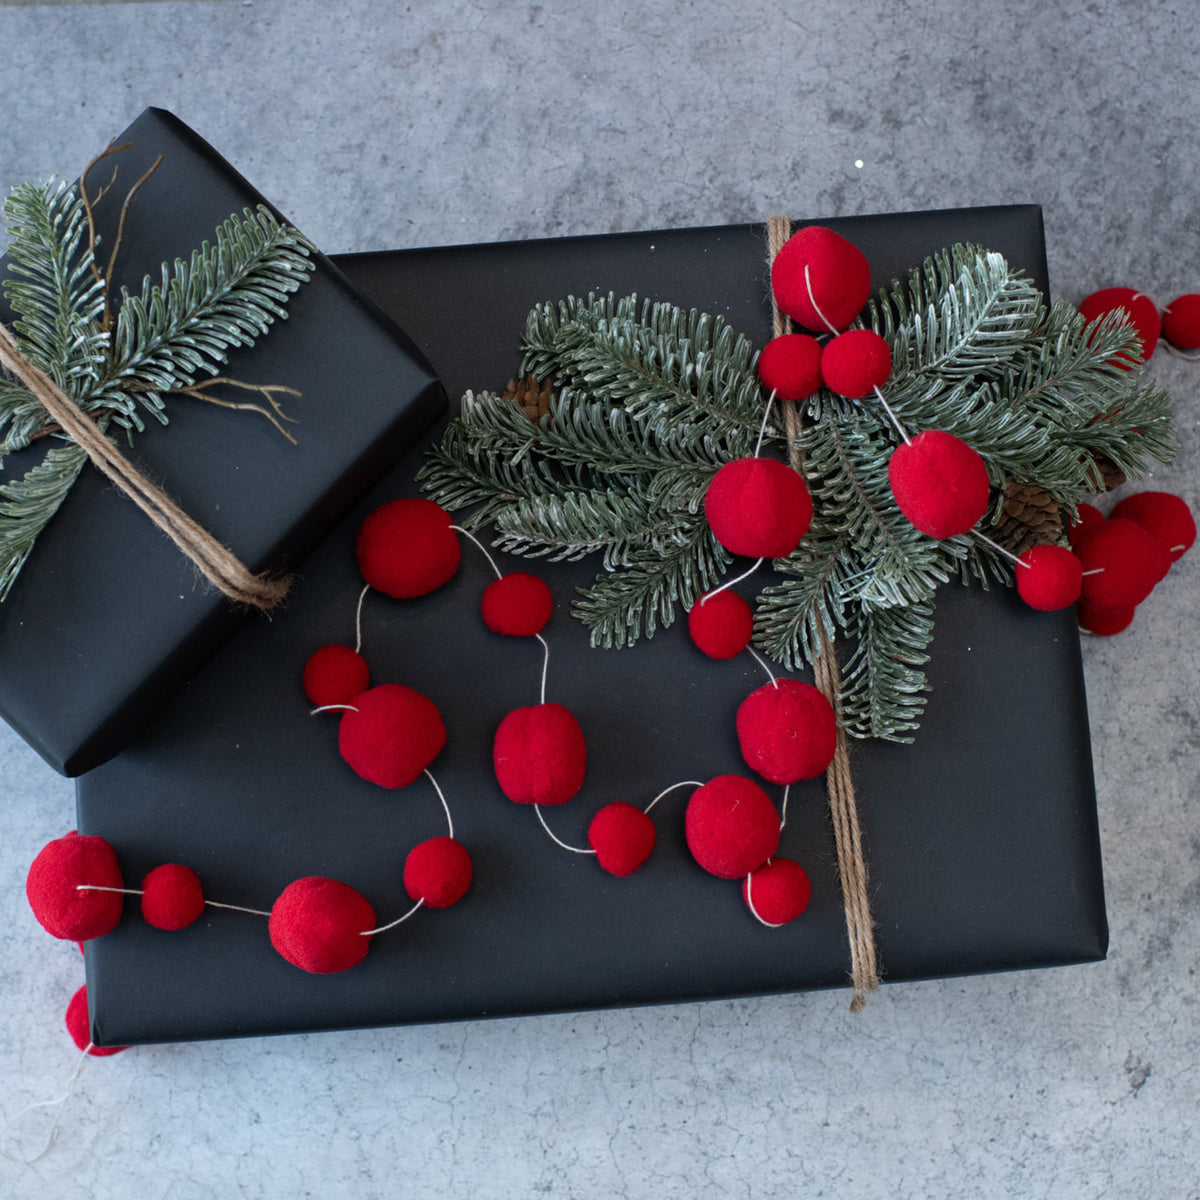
1 2 1198 1197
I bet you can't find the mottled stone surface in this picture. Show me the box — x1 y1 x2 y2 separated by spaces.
1 2 1198 1196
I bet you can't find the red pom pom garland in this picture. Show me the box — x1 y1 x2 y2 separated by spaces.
588 802 657 877
66 986 126 1057
482 571 554 636
404 837 473 908
685 775 781 879
757 333 824 401
1163 294 1200 351
744 857 812 927
736 679 838 784
26 833 124 942
1014 544 1084 612
1075 516 1162 612
337 683 447 789
771 225 872 334
356 497 461 599
688 589 754 659
269 877 376 974
1079 287 1161 366
303 643 370 708
141 864 206 931
888 429 991 540
704 456 813 559
1110 491 1195 570
820 329 893 400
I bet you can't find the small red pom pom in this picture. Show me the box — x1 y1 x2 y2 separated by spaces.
1067 502 1105 547
771 225 871 333
356 498 461 598
687 590 754 659
481 572 554 636
65 986 126 1056
704 457 812 559
736 679 837 784
26 832 124 942
588 801 657 876
404 837 473 908
1163 294 1200 350
303 644 370 708
493 702 587 806
820 329 893 399
1077 601 1135 636
338 683 446 788
1111 491 1195 572
757 333 824 401
269 877 375 974
1079 287 1161 367
743 857 812 926
1015 544 1084 611
888 430 990 539
685 776 780 879
1075 517 1161 612
140 864 205 931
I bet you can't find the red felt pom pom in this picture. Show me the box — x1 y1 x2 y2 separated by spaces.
1079 287 1160 367
704 457 813 559
1111 491 1195 573
687 589 754 659
685 776 780 879
1066 502 1105 547
771 225 871 333
356 497 461 598
587 801 657 877
743 857 812 926
1077 601 1135 636
338 683 446 788
493 702 587 806
404 836 473 908
303 644 370 708
26 832 124 942
65 986 126 1056
1075 517 1162 613
1163 294 1200 350
269 877 375 974
736 679 837 784
481 572 554 637
888 430 990 539
141 863 205 931
819 329 893 399
1015 544 1084 611
757 333 824 401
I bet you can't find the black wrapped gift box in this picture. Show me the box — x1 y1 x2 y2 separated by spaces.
0 109 444 776
77 207 1107 1046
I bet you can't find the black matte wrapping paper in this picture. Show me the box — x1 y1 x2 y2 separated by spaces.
0 109 444 775
77 207 1108 1046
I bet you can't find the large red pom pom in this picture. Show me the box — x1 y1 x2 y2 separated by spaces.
269 877 375 974
338 683 446 788
771 225 871 333
688 590 754 659
404 837 473 908
1079 287 1160 367
1075 517 1161 612
685 776 780 879
820 329 892 399
356 497 461 598
743 857 812 926
704 457 812 558
1066 502 1105 547
1163 294 1200 350
757 333 824 401
1077 601 1135 636
141 864 205 931
481 572 554 636
888 430 990 539
303 644 370 708
493 702 587 806
26 832 124 942
588 801 657 876
65 986 126 1056
1111 491 1195 573
1015 544 1084 611
736 679 837 784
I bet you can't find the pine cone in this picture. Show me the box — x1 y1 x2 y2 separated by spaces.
502 374 553 421
1092 452 1126 493
995 482 1064 554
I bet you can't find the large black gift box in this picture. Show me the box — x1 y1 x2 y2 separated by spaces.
77 207 1108 1046
0 109 443 775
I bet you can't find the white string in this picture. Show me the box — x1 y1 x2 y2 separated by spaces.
354 583 370 654
701 557 765 603
76 884 142 895
754 389 777 458
1 1045 91 1164
1161 341 1200 362
534 805 595 854
450 524 505 581
745 868 784 929
872 386 911 444
361 898 424 937
425 769 454 840
535 634 550 705
310 703 359 715
804 264 841 336
747 646 780 689
204 899 273 918
643 779 705 815
972 529 1023 566
779 784 791 831
1081 568 1105 577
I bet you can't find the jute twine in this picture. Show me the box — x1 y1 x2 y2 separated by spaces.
0 320 289 610
765 216 880 1012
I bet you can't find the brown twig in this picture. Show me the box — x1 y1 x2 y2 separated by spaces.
102 154 164 330
79 140 131 295
171 377 301 444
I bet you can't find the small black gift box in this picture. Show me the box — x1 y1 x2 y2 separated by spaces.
77 206 1107 1046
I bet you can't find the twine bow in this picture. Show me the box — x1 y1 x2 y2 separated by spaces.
765 215 880 1012
0 320 289 611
